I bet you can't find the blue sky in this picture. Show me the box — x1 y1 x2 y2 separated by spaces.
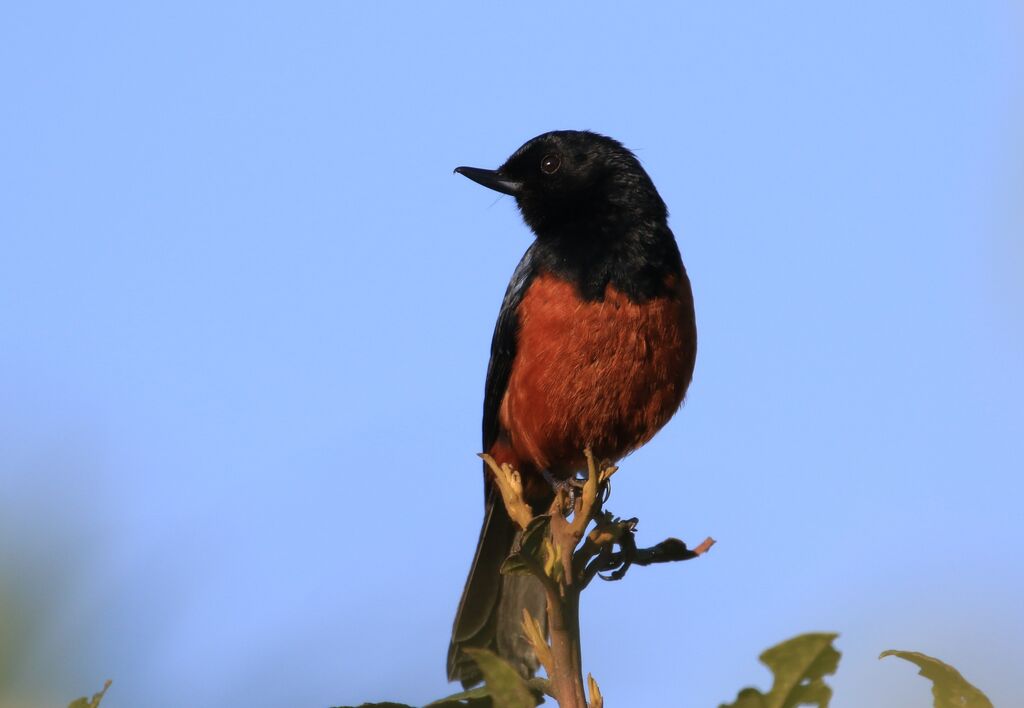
1 2 1021 707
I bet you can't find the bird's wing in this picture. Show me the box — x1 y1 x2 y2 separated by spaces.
482 243 538 456
447 243 545 685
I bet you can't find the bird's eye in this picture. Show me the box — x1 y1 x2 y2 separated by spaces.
540 153 561 175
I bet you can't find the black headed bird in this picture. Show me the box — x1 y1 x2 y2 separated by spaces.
448 130 697 686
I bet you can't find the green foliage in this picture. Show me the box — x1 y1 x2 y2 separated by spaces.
59 642 1002 708
460 648 539 708
334 632 1000 707
499 515 552 577
422 676 550 708
334 649 545 708
716 634 995 708
67 680 111 708
880 649 993 708
424 685 493 707
719 633 840 708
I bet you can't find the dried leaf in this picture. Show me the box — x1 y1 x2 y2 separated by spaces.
521 608 554 674
587 673 603 708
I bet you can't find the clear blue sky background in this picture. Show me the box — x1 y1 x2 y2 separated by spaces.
1 2 1021 707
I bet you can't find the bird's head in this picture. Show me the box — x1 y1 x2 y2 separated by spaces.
455 130 667 239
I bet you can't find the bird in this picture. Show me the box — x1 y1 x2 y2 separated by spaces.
447 130 697 687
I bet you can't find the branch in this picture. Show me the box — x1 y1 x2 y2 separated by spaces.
479 453 535 530
584 535 716 586
480 449 714 708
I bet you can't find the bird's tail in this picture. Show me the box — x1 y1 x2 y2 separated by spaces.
447 487 547 687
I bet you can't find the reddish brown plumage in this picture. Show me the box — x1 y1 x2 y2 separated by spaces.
488 271 696 502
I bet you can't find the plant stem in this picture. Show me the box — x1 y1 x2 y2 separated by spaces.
546 583 586 708
491 448 712 707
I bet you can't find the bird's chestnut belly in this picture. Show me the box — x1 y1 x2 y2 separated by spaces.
497 272 696 475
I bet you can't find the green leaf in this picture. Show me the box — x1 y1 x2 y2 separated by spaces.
462 648 538 708
337 677 547 708
500 515 551 577
499 553 532 576
880 649 993 708
424 677 549 707
68 680 111 708
721 687 768 708
423 684 493 707
719 633 840 708
526 677 554 699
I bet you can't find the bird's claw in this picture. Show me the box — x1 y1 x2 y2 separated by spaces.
541 468 586 492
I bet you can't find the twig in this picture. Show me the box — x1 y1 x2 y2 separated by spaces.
479 453 535 530
584 535 716 586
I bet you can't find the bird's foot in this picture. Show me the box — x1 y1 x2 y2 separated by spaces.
541 468 586 492
541 469 585 514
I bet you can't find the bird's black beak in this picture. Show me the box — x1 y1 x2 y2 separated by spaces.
454 166 522 196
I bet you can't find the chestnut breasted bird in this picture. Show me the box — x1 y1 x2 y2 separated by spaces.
448 131 696 686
